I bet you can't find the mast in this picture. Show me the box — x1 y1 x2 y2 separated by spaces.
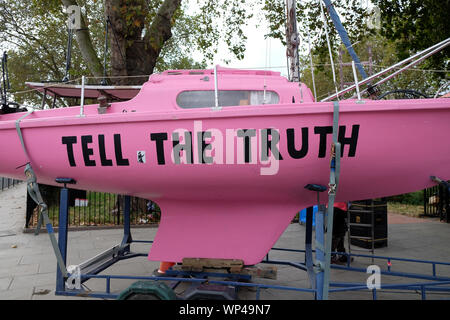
285 0 301 82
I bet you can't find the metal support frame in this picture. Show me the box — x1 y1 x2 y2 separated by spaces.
40 89 47 110
56 185 69 292
55 193 150 296
78 76 86 117
51 183 450 300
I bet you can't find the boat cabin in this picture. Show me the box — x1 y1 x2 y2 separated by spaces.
25 66 314 112
140 65 315 111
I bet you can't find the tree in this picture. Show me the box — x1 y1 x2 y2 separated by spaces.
4 0 444 105
300 33 445 101
262 0 374 66
0 0 254 93
373 0 450 79
290 2 447 100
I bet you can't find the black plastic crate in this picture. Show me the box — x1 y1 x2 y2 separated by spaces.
349 199 388 249
351 237 388 249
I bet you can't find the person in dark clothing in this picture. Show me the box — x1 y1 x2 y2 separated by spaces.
331 202 351 264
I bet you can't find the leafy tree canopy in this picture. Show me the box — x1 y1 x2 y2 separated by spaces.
373 0 449 77
0 0 447 107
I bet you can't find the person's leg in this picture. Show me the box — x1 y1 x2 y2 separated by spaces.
331 237 339 263
336 236 346 253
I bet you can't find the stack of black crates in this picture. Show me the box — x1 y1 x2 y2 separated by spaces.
348 199 388 249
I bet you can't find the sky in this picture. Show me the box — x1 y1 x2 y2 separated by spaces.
211 21 288 77
199 0 374 78
187 1 290 77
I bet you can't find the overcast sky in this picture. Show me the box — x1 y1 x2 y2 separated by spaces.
211 22 288 77
202 0 374 77
186 1 289 77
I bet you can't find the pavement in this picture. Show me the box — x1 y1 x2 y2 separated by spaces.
0 182 449 300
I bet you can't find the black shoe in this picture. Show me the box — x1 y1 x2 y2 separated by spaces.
338 255 354 263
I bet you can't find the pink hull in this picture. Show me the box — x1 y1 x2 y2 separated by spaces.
1 98 449 265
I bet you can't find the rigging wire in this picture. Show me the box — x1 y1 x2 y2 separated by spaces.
308 34 317 101
319 0 339 100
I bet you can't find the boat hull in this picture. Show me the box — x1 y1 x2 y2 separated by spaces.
1 98 449 264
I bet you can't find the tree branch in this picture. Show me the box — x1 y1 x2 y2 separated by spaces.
144 0 182 61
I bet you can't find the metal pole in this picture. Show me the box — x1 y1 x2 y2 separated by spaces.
315 206 325 299
63 28 73 82
120 195 132 252
101 18 109 86
357 40 450 97
51 94 57 109
41 89 47 110
56 185 69 293
371 200 375 263
2 53 8 104
305 206 315 290
339 48 344 90
351 61 362 101
319 0 339 99
308 35 317 101
79 76 85 117
285 0 301 82
213 65 220 110
321 0 369 79
347 208 352 261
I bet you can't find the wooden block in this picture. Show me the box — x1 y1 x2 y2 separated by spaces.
174 261 277 279
242 266 277 280
182 258 244 272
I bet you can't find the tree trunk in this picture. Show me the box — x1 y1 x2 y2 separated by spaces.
62 0 181 85
106 0 181 85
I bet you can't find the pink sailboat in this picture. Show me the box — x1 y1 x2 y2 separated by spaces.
0 64 449 265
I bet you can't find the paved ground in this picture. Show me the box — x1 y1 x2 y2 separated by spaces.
0 183 449 300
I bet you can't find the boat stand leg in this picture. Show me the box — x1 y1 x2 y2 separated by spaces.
56 184 69 293
314 204 336 300
120 195 132 254
322 204 335 300
305 206 315 290
315 204 326 300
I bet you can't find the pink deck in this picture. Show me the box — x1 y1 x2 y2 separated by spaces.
1 66 449 265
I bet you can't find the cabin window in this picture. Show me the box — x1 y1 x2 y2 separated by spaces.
176 90 279 109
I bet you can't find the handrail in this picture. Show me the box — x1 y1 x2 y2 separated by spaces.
321 37 450 101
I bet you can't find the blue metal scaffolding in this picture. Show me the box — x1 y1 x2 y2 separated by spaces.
50 182 450 300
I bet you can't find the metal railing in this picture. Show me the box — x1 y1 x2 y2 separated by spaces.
0 177 22 191
26 188 160 228
423 183 449 222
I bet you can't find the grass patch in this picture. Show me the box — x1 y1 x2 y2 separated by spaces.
388 202 424 217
